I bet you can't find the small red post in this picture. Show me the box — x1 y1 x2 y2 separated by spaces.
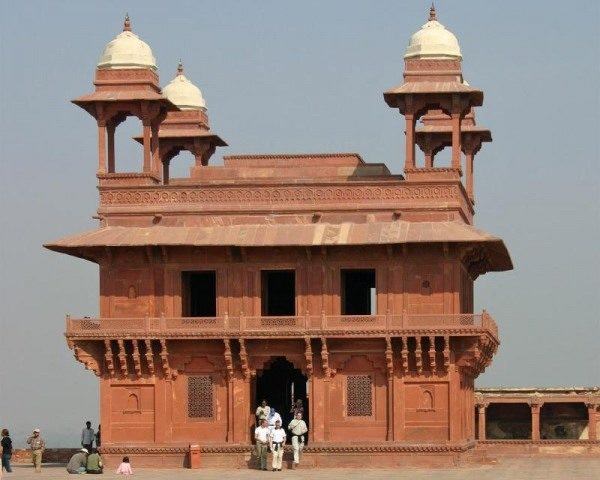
189 444 201 469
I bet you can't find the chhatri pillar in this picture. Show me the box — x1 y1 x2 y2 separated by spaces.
384 5 484 192
135 62 227 184
72 14 176 181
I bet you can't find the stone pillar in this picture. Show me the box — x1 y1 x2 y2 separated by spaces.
451 112 462 170
531 403 541 441
477 403 487 440
142 122 152 173
465 150 474 201
405 114 415 170
107 123 116 173
162 159 170 185
151 122 160 176
97 122 107 174
587 403 598 441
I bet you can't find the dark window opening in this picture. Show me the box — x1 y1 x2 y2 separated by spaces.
261 270 295 316
486 403 532 439
341 269 376 315
182 271 217 317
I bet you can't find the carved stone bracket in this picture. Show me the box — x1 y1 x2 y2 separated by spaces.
238 339 251 379
132 340 142 377
159 339 172 379
223 339 234 381
144 339 155 376
428 336 436 371
117 339 128 376
443 335 450 370
73 344 102 377
385 337 394 378
400 336 409 374
104 339 115 376
320 337 335 378
415 336 423 375
304 337 314 376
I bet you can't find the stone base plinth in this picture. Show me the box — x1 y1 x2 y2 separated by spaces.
99 442 482 469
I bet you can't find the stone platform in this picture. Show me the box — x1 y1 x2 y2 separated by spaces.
6 457 600 480
97 442 482 469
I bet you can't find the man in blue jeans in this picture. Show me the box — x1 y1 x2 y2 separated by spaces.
1 428 12 473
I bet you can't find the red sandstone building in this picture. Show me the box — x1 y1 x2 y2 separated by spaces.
45 9 598 468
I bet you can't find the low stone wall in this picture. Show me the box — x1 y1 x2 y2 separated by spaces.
10 448 79 464
478 440 600 457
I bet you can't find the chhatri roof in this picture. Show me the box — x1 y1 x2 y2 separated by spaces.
44 221 512 271
404 6 462 60
162 63 207 110
97 15 157 71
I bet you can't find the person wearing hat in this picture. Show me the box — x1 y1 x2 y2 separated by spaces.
66 448 89 474
26 428 45 473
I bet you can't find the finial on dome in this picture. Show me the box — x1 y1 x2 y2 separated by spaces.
177 60 184 76
123 13 131 32
429 3 437 21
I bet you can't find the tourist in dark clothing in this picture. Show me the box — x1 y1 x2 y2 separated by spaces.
1 428 12 473
95 424 101 447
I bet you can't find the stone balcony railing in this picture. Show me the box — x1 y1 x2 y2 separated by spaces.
65 311 498 339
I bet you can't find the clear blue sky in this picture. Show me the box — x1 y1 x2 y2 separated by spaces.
0 0 598 447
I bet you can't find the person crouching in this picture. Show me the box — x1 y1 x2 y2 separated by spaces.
66 448 88 474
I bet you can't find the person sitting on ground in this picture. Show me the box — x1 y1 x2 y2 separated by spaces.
66 448 88 474
86 447 103 474
116 456 133 475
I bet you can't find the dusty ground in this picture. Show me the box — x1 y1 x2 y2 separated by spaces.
4 457 600 479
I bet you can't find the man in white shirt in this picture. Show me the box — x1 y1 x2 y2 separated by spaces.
254 419 270 471
268 408 282 434
270 420 286 472
287 412 308 468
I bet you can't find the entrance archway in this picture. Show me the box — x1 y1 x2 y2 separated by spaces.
255 357 308 433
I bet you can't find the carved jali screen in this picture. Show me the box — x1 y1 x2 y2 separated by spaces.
347 375 373 416
188 375 214 419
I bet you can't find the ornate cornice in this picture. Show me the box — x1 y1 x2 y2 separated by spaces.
99 183 461 208
65 327 498 340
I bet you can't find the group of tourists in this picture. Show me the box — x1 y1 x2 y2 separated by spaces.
64 421 104 474
0 421 133 475
0 427 47 473
254 399 308 471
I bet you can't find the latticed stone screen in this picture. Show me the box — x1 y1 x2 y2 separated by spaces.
346 375 373 416
188 375 214 419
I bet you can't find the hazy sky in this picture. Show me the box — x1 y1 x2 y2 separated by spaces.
0 1 598 447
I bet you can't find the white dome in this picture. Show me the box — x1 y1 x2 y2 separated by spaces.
162 64 206 110
97 16 157 70
404 8 462 60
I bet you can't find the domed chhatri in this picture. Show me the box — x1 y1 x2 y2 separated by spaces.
404 5 462 60
162 62 207 110
97 14 157 70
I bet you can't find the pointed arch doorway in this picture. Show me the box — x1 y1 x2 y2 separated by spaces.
255 357 309 433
